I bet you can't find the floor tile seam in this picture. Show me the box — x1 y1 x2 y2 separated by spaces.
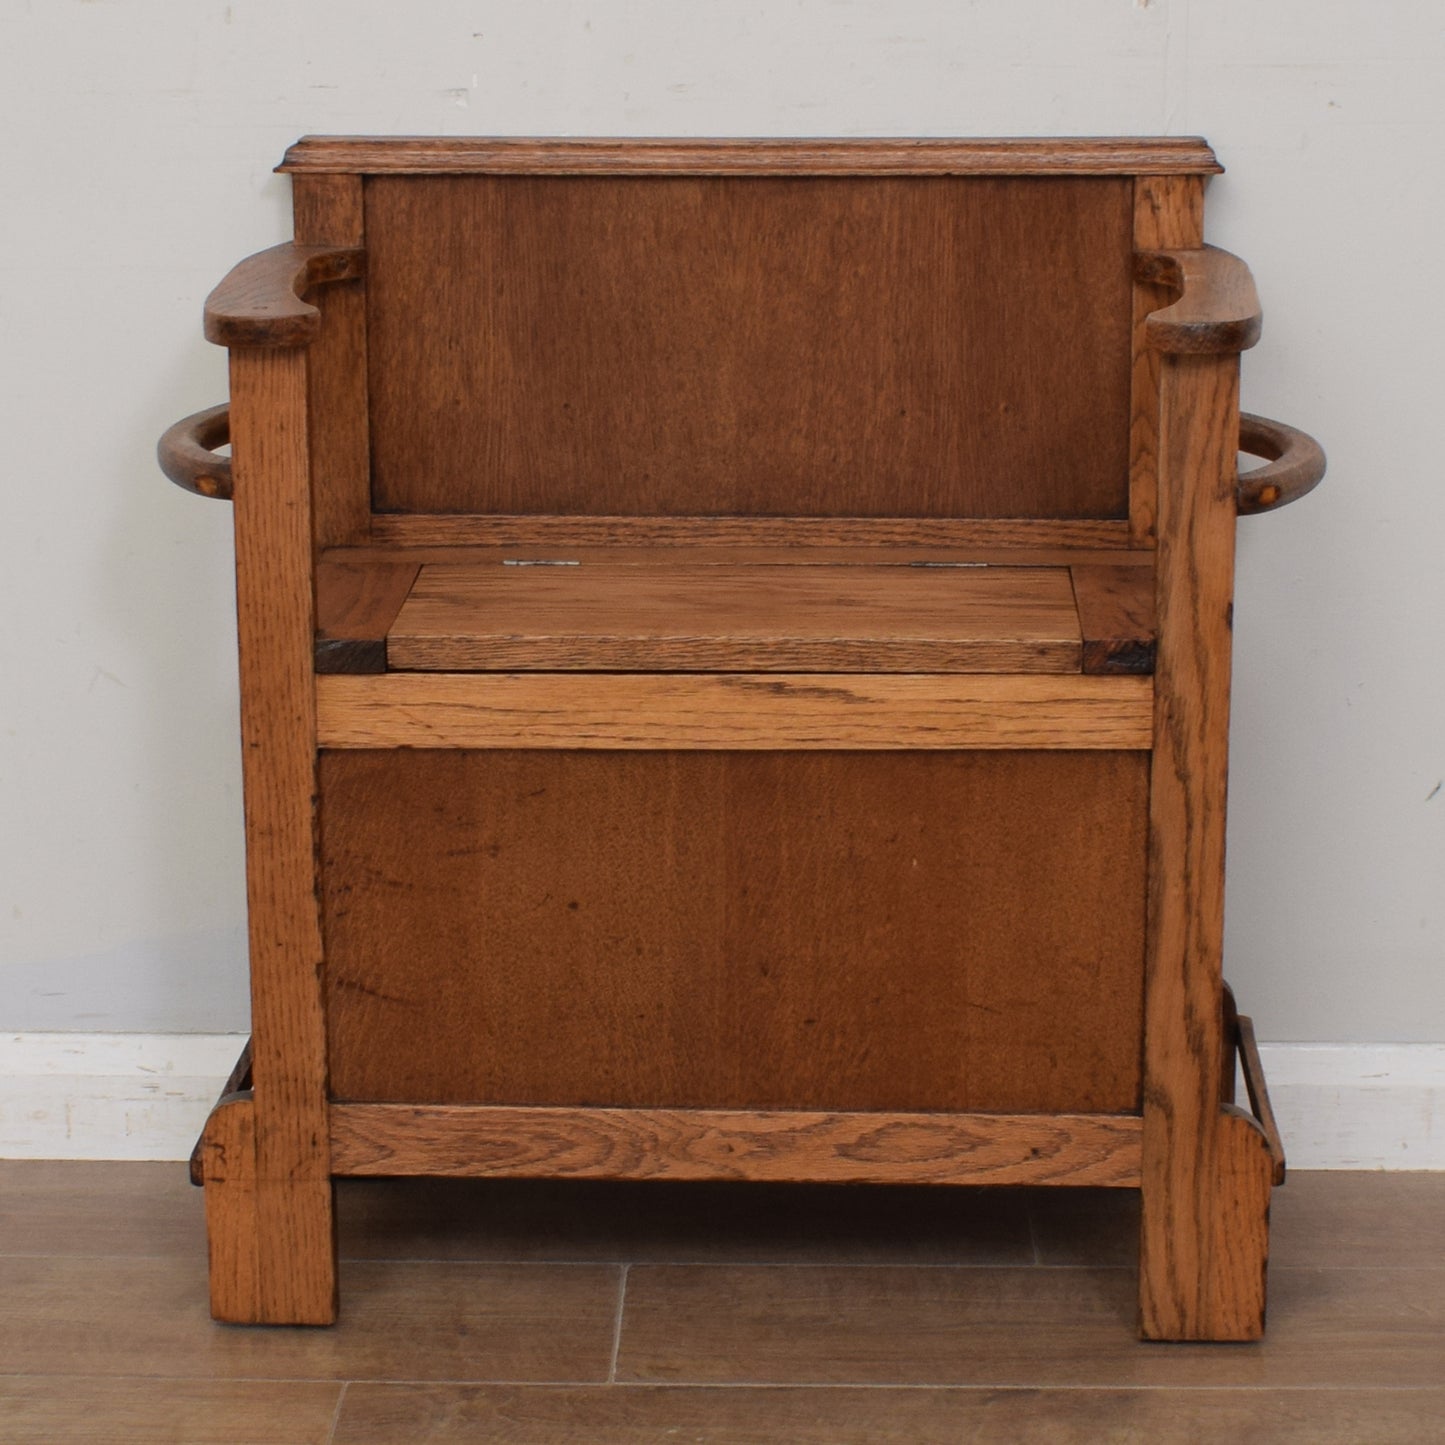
5 1373 1443 1395
329 1379 1445 1393
323 1381 348 1445
606 1264 630 1384
0 1372 617 1388
0 1372 379 1385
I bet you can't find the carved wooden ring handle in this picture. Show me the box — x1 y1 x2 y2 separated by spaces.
158 403 232 501
1237 412 1325 515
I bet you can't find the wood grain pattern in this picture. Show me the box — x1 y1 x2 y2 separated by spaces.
1200 1107 1276 1339
329 1105 1144 1187
226 347 336 1324
314 557 419 674
156 403 232 501
1070 565 1157 675
292 174 371 547
181 139 1301 1341
282 135 1223 175
1138 351 1273 1341
318 749 1149 1114
1129 175 1204 544
1237 412 1326 515
1137 247 1262 356
385 562 1083 674
365 175 1133 519
199 1097 257 1318
204 243 365 349
369 515 1135 549
315 672 1154 750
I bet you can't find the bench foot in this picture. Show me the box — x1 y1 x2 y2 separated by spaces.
199 1095 337 1325
1139 996 1285 1342
1139 1105 1276 1341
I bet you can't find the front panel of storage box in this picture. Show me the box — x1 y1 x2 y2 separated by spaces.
318 749 1149 1113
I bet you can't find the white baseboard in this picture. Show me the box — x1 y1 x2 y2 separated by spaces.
0 1033 245 1161
3 1033 1443 1168
1253 1043 1445 1170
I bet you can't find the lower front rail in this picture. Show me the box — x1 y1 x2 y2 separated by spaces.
327 1103 1144 1187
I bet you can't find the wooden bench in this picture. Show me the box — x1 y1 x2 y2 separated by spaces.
159 136 1323 1339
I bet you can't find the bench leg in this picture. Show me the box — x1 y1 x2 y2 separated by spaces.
1138 1105 1276 1341
200 1095 337 1325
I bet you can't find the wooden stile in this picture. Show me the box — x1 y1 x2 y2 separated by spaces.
210 348 336 1325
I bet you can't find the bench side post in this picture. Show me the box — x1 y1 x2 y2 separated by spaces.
1139 340 1274 1340
203 345 337 1324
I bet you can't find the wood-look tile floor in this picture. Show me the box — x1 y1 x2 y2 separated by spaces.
1 1165 1442 1442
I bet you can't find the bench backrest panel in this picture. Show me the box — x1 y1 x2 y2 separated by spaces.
362 174 1134 519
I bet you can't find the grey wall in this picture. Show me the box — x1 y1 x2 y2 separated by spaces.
1 1 1439 1042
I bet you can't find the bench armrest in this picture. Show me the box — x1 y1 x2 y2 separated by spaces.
1136 246 1262 355
204 242 365 348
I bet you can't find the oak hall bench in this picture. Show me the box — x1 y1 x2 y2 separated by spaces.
159 136 1324 1340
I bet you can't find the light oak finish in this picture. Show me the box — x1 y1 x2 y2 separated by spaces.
163 136 1324 1338
1138 349 1273 1341
385 562 1085 674
215 347 335 1324
282 134 1224 175
1200 1106 1278 1339
315 671 1155 749
329 1106 1143 1187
